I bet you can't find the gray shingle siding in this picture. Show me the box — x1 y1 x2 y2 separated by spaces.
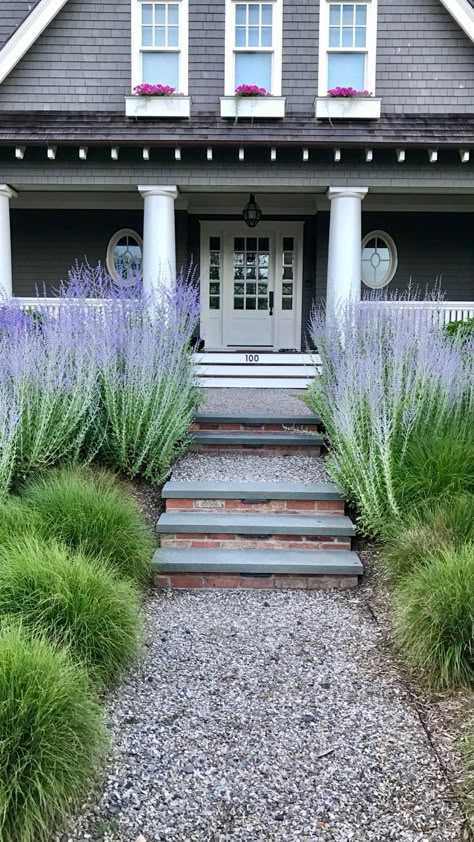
313 210 474 314
0 0 131 111
0 1 36 49
1 0 474 114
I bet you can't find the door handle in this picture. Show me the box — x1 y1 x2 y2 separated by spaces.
269 291 274 316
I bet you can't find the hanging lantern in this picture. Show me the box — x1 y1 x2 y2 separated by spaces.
242 193 263 228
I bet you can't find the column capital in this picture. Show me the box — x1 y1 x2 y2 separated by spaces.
0 185 18 201
138 185 178 200
327 187 368 202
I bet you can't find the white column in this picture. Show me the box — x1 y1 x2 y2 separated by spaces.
138 185 178 296
0 185 17 298
326 187 368 316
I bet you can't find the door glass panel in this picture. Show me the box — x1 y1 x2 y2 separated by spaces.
208 237 221 310
281 237 295 311
233 236 270 311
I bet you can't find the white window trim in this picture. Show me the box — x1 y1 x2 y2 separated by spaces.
317 0 378 98
361 229 398 289
131 0 189 95
106 228 143 281
224 0 283 97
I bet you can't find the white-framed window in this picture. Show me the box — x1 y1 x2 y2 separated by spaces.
361 230 397 289
106 229 143 282
318 1 378 96
225 0 283 96
131 0 189 94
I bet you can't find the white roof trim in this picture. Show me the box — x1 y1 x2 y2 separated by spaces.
0 0 70 84
438 0 474 43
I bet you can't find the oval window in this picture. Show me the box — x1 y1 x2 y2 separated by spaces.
361 230 397 289
106 229 143 282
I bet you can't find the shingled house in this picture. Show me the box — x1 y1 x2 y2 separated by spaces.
0 0 473 364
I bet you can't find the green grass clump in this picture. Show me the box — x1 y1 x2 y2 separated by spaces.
382 493 474 582
394 544 474 689
21 466 155 584
0 497 40 551
0 536 142 684
0 624 106 842
393 426 474 513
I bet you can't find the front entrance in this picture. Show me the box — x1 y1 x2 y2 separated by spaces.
200 222 303 350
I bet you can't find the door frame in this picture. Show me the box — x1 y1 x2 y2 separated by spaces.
199 220 304 350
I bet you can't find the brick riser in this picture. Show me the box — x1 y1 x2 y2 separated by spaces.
190 444 321 456
166 498 345 515
161 534 351 550
190 422 319 433
154 572 358 590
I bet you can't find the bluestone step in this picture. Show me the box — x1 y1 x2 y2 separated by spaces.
162 480 343 500
192 431 322 445
194 414 320 425
154 548 363 576
156 512 355 536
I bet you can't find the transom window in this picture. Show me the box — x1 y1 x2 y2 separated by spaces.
106 229 143 283
318 0 377 97
132 0 189 93
361 231 397 289
225 0 283 96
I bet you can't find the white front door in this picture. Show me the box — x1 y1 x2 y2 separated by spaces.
200 221 303 350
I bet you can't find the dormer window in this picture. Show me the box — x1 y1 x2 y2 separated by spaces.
225 0 283 96
131 0 189 93
318 0 378 96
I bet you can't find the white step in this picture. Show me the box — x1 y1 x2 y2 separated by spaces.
198 377 315 389
194 353 320 364
194 352 320 388
196 364 316 377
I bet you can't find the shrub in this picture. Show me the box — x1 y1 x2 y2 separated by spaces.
382 493 474 582
308 301 474 535
446 316 474 339
393 544 474 689
0 497 40 550
0 536 142 684
0 624 106 842
21 466 155 584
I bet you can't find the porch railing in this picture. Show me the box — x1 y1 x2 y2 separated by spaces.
360 300 474 326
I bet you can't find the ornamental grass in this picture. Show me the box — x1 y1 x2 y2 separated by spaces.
0 624 106 842
0 535 142 685
382 492 474 583
393 544 474 689
21 466 155 585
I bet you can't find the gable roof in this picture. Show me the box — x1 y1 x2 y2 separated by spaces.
0 2 40 50
438 0 474 41
0 0 474 87
0 0 69 84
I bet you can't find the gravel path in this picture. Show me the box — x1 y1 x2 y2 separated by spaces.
171 453 330 484
62 590 463 842
200 388 313 417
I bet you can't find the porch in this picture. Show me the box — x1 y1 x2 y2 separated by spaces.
1 186 474 358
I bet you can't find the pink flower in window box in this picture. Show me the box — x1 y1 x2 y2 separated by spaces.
235 84 271 97
133 84 183 97
327 86 372 97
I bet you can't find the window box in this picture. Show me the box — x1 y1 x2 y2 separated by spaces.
220 95 286 119
125 95 191 118
315 96 381 120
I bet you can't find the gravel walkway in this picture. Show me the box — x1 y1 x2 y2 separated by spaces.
172 453 330 484
200 388 313 417
62 590 463 842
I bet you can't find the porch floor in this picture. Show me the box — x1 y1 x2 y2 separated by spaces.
200 387 313 416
